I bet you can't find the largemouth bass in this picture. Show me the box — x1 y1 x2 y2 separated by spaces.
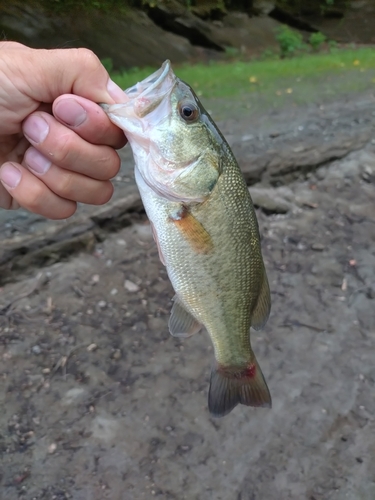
102 61 272 417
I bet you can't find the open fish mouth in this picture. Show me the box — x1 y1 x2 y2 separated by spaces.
125 60 174 101
101 60 176 121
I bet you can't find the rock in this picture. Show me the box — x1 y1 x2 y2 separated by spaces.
148 3 280 54
311 243 325 251
250 186 294 213
361 165 374 183
124 280 140 293
0 2 206 69
32 345 42 355
272 0 375 44
111 349 122 360
253 1 276 16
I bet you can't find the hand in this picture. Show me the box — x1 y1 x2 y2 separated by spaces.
0 42 127 219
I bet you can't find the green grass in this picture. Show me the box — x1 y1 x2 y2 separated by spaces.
110 47 375 103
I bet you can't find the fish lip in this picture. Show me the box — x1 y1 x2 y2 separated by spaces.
103 60 176 122
125 60 174 101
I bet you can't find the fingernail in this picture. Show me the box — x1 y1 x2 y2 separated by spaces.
54 99 87 127
0 163 22 188
107 79 127 103
25 148 52 174
23 116 49 144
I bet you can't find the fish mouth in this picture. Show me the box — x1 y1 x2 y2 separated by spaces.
102 60 176 121
125 60 174 100
125 60 176 118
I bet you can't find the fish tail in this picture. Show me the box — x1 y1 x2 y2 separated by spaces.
208 355 271 418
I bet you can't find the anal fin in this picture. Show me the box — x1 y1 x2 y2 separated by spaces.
168 295 202 338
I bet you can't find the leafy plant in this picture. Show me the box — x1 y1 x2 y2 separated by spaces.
276 25 306 58
309 32 327 51
101 57 113 73
328 40 338 51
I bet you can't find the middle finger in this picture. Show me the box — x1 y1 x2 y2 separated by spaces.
52 95 127 149
22 112 121 181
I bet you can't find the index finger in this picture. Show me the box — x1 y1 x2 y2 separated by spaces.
1 44 127 105
53 95 127 149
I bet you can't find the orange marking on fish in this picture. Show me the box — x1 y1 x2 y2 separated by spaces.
170 207 213 254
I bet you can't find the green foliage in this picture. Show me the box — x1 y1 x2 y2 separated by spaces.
328 40 338 51
111 47 375 101
224 46 241 58
276 25 307 58
101 58 114 73
309 32 327 51
260 49 278 61
41 0 131 13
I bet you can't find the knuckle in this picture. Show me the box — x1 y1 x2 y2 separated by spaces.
53 132 76 165
76 48 101 72
26 182 46 211
56 170 75 197
98 151 121 180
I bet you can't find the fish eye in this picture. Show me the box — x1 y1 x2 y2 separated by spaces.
179 102 199 122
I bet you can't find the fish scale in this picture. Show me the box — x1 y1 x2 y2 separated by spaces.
103 60 272 417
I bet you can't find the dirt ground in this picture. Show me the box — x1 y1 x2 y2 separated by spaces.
1 85 375 500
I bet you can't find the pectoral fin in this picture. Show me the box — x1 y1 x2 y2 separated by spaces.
150 221 166 266
251 268 271 331
168 295 202 338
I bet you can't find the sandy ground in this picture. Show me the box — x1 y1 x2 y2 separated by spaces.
1 86 375 500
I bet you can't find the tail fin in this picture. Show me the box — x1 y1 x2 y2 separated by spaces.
208 356 271 418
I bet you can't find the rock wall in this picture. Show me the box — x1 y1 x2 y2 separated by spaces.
0 0 374 70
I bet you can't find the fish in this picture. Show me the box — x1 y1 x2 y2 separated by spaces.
101 61 272 417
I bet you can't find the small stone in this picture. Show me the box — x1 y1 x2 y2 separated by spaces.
111 349 121 360
32 345 42 355
124 280 140 292
91 274 100 284
87 343 98 352
42 368 51 374
110 288 118 296
97 300 107 309
241 134 254 142
48 443 57 454
311 243 325 251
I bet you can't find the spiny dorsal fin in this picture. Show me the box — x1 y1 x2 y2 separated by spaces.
168 296 202 338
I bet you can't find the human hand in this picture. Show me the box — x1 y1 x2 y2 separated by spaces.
0 42 127 219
